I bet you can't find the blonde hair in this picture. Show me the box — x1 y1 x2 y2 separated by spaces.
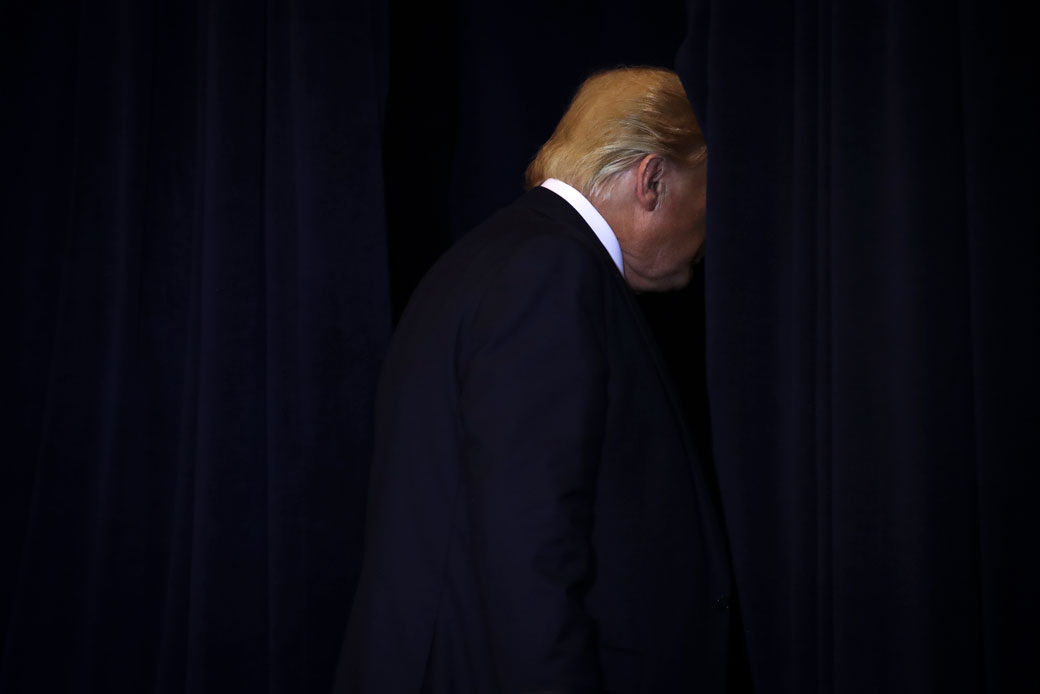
525 66 706 198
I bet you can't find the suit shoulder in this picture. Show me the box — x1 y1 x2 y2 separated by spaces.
400 195 617 328
473 205 613 280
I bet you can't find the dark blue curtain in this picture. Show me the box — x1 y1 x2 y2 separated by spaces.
2 1 389 690
677 0 1039 691
5 0 1035 691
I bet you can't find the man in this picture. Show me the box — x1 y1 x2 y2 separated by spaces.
336 67 732 694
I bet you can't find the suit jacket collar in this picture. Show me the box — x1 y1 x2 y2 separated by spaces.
517 186 624 279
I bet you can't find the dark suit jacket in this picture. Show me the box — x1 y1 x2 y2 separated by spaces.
335 186 732 694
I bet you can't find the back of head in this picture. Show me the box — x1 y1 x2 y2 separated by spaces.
525 67 706 198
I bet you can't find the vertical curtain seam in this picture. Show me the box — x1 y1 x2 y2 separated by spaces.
149 0 203 685
953 0 988 690
262 1 275 693
819 1 835 691
135 0 163 685
183 5 214 683
80 0 156 683
289 6 310 687
0 0 86 681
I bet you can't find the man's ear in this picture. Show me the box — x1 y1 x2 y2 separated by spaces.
635 154 665 211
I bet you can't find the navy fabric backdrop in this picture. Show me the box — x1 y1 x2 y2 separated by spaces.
676 0 1038 691
2 1 390 690
3 0 1037 692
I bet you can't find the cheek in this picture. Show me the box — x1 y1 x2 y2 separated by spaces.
687 208 707 252
680 223 705 258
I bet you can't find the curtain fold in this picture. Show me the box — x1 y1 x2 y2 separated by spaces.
2 1 389 691
677 0 1038 691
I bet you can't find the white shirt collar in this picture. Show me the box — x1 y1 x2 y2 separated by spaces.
539 178 624 275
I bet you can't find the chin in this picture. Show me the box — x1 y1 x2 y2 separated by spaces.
663 267 693 291
626 266 693 293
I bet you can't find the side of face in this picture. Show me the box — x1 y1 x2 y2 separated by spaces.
604 154 707 292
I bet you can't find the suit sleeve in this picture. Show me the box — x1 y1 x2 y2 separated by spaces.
458 235 608 694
